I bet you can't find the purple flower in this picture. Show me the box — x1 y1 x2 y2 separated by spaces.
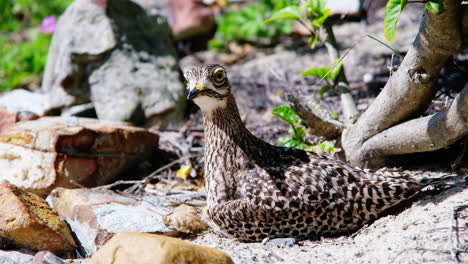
39 16 57 34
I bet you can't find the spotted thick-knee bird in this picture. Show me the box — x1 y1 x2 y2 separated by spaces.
184 64 445 242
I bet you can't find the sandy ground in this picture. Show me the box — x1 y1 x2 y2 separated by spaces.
191 185 467 264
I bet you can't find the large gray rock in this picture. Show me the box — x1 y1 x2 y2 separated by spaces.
41 0 186 128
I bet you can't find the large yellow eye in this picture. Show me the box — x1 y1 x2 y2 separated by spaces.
213 69 226 85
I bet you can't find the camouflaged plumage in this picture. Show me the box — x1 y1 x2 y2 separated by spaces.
185 65 421 242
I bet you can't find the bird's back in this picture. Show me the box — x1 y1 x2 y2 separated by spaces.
217 148 422 241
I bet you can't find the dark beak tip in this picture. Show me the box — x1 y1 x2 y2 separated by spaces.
187 88 201 100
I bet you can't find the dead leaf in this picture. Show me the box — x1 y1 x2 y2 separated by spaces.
163 204 208 233
176 164 192 180
154 179 204 192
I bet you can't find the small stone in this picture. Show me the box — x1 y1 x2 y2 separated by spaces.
363 72 375 83
89 232 234 264
163 204 208 233
0 184 77 254
264 238 296 248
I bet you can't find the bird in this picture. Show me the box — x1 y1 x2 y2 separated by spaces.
184 64 446 242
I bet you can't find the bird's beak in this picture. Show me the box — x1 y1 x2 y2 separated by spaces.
187 84 205 100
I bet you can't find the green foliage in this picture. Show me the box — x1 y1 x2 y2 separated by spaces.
425 0 444 14
300 59 343 97
272 105 336 154
209 0 298 51
273 105 306 149
272 105 300 125
300 67 330 79
263 6 301 24
0 0 72 32
384 0 445 42
0 0 73 90
305 140 337 154
383 0 408 42
303 0 330 30
0 32 51 90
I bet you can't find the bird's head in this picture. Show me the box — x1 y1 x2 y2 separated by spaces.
184 64 231 112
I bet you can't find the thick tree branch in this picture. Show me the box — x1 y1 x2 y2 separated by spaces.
286 94 344 139
360 83 468 167
342 0 463 166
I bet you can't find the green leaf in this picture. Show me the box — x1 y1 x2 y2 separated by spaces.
319 85 330 97
425 0 444 14
329 60 343 82
272 105 300 125
290 125 307 142
311 9 330 29
263 6 301 24
383 0 408 42
329 111 339 120
306 140 336 154
278 138 306 149
305 0 327 14
300 67 330 78
308 35 318 48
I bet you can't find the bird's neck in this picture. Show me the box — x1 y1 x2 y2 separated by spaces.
202 95 273 204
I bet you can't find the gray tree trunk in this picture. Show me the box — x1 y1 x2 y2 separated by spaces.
341 0 467 167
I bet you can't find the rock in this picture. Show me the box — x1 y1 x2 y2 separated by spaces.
163 204 208 233
89 232 234 264
0 184 77 255
24 251 69 264
0 250 35 264
47 188 207 256
0 89 48 117
41 0 186 128
0 117 158 196
263 238 297 248
0 107 39 134
168 0 215 40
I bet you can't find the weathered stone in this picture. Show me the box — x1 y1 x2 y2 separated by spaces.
0 184 77 255
0 117 158 196
163 204 208 233
41 0 186 128
89 232 234 264
0 108 35 134
23 251 69 264
168 0 214 40
0 250 35 264
0 89 49 117
47 188 198 256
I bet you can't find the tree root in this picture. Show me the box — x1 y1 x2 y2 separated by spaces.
286 94 344 139
360 84 468 164
341 0 465 167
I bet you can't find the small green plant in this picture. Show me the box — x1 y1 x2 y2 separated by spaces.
208 0 298 51
0 0 73 91
264 0 344 97
272 105 337 153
